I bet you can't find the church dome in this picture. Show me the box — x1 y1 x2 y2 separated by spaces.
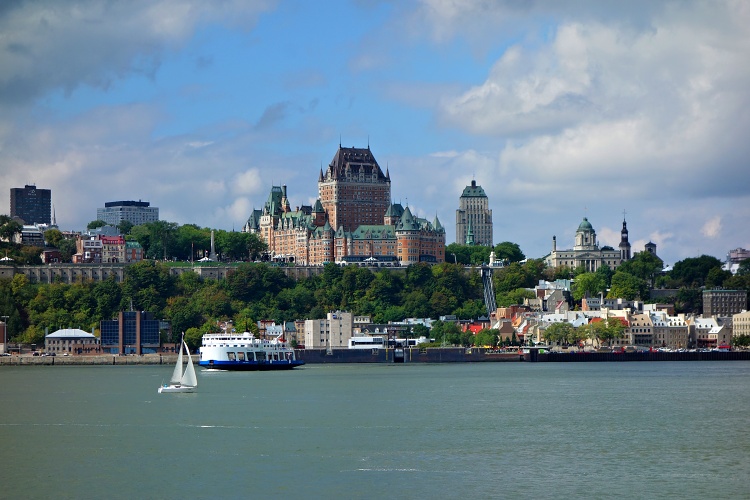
578 217 593 231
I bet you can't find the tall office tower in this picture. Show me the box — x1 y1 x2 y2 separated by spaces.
455 180 493 246
97 201 159 227
10 184 52 225
318 146 391 231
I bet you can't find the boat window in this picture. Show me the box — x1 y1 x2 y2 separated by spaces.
237 352 245 361
227 352 236 361
256 351 266 361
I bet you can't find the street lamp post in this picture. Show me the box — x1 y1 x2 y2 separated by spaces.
1 315 8 354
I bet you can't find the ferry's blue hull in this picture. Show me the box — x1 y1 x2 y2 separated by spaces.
199 359 305 370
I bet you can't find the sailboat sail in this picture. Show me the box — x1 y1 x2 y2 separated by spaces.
181 342 198 387
169 342 184 384
159 339 197 394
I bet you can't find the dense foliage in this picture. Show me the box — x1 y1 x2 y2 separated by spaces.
2 229 749 351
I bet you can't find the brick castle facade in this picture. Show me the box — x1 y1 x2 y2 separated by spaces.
243 146 445 266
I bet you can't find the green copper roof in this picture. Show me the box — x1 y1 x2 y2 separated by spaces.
396 206 419 231
460 180 487 198
350 225 395 240
578 217 594 232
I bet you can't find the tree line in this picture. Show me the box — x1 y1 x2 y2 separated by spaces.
0 215 267 264
2 218 748 351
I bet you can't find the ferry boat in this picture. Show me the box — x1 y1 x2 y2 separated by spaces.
199 332 304 371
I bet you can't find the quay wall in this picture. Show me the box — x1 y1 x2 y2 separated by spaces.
0 354 185 366
3 350 749 366
537 351 750 362
297 348 521 363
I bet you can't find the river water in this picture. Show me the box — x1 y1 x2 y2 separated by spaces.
1 361 748 499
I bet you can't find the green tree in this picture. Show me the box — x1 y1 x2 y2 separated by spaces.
445 244 471 265
233 309 260 335
572 272 607 301
595 264 614 288
705 267 732 288
216 230 249 261
669 255 723 287
675 288 703 314
44 228 64 248
738 259 750 276
183 327 204 352
121 260 176 315
117 220 134 236
592 317 626 346
543 322 574 345
493 241 525 263
496 288 535 307
608 271 647 300
0 215 22 242
568 327 587 347
475 328 499 348
165 295 205 334
617 251 663 286
58 238 78 262
93 277 122 321
19 246 43 265
411 323 430 339
87 220 107 230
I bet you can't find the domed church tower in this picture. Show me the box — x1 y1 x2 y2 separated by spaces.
574 217 598 251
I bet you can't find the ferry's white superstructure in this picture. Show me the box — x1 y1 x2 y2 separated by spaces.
199 332 304 370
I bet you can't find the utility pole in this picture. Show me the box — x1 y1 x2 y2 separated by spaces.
2 315 9 354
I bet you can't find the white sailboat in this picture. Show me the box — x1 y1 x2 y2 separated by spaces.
158 340 198 393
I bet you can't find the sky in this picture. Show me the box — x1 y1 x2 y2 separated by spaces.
1 0 749 267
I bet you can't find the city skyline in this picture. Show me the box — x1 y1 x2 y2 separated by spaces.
1 1 749 266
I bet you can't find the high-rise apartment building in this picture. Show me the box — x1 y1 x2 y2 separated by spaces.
10 184 51 225
456 180 493 246
97 201 159 227
318 146 391 231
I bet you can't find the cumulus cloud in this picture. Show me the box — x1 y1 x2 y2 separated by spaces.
232 169 263 195
0 0 274 107
701 216 722 239
1 0 748 268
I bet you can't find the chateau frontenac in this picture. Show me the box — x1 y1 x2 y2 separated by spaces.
243 146 445 266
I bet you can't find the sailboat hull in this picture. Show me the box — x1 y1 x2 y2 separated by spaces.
158 384 196 393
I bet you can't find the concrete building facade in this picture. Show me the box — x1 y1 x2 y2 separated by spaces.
304 311 353 350
732 310 750 339
456 180 493 246
97 201 159 227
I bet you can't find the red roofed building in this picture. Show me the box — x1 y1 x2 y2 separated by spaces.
101 235 125 263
